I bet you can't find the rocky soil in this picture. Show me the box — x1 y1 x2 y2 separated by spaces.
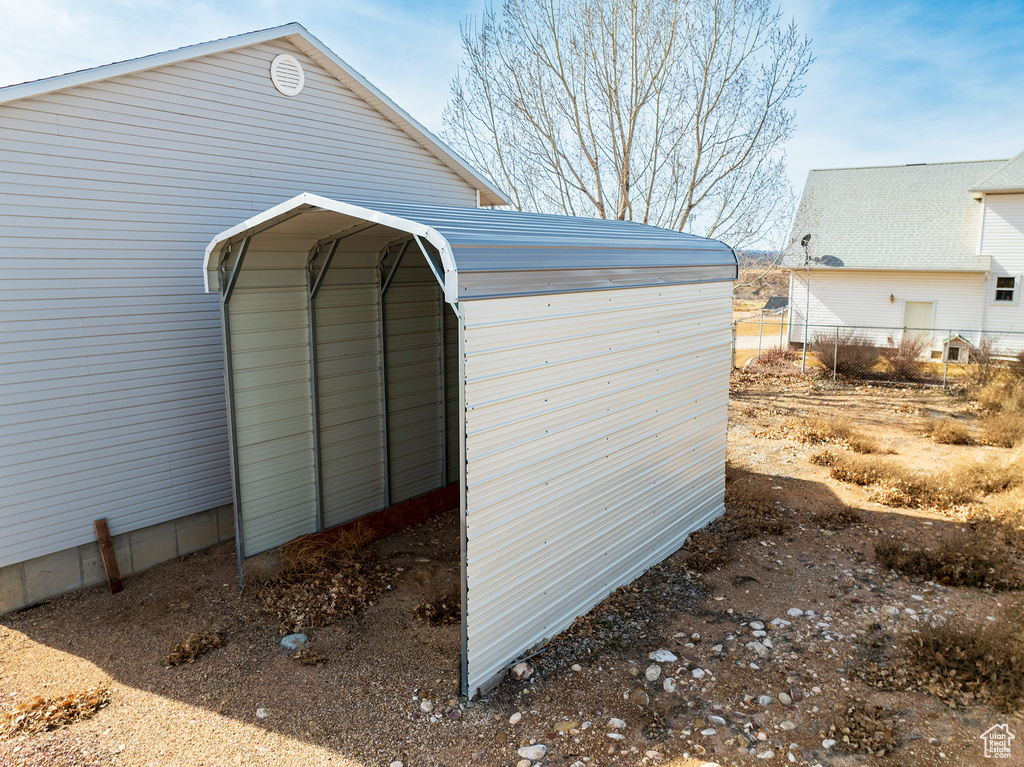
1 373 1022 767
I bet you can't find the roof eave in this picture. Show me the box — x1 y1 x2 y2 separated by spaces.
970 186 1024 198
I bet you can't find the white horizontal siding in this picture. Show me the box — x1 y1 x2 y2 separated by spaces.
982 194 1024 271
0 37 477 567
788 270 987 347
981 195 1024 338
461 282 731 695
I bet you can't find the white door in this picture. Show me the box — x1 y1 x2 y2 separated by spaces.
903 301 933 349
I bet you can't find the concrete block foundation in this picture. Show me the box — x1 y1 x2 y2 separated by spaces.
0 504 234 615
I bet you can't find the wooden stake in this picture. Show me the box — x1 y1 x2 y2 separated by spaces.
93 518 123 594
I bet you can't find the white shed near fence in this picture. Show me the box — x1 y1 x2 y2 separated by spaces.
204 194 737 696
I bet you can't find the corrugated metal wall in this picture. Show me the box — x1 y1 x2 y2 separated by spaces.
314 237 386 530
0 38 476 567
227 241 317 556
384 257 446 503
461 281 732 694
226 232 452 557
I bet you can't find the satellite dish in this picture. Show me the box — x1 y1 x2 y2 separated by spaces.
817 255 844 267
800 234 812 247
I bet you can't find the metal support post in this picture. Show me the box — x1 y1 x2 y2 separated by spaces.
218 236 250 589
439 287 448 487
307 254 325 533
757 313 764 359
942 330 951 389
833 325 839 380
731 321 737 369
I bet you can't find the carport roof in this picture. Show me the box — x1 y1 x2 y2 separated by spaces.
204 194 738 302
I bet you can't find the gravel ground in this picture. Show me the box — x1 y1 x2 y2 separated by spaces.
2 374 1023 767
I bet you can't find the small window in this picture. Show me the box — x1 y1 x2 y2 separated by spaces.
995 276 1016 302
947 346 960 362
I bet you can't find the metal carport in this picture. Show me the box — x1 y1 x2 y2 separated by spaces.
204 193 737 696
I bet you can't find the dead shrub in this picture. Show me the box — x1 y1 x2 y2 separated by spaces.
809 449 839 466
966 337 1000 387
164 629 226 666
829 453 1024 510
907 612 1024 711
970 490 1024 555
976 376 1024 415
753 346 799 367
260 528 396 634
792 415 851 444
413 592 461 625
809 332 879 378
927 418 972 445
983 413 1024 448
0 686 110 738
791 416 885 454
857 613 1024 711
875 535 1021 590
880 334 927 381
812 505 862 530
822 700 901 757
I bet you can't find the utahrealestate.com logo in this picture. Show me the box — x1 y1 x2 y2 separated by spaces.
980 724 1015 759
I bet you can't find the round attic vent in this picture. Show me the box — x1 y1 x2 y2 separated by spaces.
270 54 305 96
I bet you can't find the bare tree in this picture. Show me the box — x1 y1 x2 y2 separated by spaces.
443 0 812 250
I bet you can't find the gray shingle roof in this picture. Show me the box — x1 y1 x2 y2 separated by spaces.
971 149 1024 193
784 160 1005 271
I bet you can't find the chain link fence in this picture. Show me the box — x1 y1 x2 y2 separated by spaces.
732 314 1024 388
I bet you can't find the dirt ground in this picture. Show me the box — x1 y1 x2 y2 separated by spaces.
2 373 1023 767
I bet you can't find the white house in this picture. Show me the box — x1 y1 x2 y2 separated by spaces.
0 24 736 695
785 152 1024 355
0 23 506 612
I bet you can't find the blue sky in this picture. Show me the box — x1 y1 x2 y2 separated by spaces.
1 0 1023 197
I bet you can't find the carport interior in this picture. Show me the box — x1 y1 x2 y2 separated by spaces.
216 211 459 565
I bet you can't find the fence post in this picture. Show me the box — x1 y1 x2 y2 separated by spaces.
800 317 808 374
757 313 764 359
833 325 839 380
731 320 737 369
942 330 951 389
780 310 786 348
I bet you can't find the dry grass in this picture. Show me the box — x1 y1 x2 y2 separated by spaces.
812 505 863 530
790 415 885 454
970 488 1024 555
926 418 972 445
0 687 110 739
875 534 1021 590
982 413 1024 448
827 453 1024 510
164 629 226 666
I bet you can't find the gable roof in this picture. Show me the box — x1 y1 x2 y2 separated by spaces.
0 23 510 207
970 149 1024 196
783 159 1004 272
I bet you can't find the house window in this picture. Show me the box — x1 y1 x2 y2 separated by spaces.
995 276 1016 302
